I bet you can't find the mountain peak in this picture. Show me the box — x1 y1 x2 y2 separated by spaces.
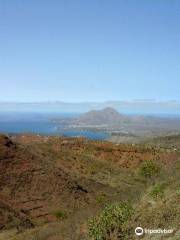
100 107 120 114
74 107 123 126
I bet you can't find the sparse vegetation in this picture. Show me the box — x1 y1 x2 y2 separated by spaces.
149 183 166 199
95 193 108 206
176 187 180 195
53 210 67 220
88 202 133 240
139 160 160 179
0 134 179 240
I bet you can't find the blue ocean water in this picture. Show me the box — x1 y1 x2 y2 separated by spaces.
0 112 108 140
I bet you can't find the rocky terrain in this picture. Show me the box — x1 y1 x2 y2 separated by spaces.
0 133 179 239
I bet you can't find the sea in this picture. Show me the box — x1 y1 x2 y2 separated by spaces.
0 112 108 140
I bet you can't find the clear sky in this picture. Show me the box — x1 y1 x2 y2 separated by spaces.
0 0 180 102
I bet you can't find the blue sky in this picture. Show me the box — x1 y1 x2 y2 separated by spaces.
0 0 180 102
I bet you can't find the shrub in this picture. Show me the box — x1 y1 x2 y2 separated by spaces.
149 183 166 199
139 160 160 179
53 210 67 220
88 202 133 240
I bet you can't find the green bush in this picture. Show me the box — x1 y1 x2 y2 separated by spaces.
139 160 160 179
53 210 67 220
88 202 133 240
149 183 165 199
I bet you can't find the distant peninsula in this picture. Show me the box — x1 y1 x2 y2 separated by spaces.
53 107 180 143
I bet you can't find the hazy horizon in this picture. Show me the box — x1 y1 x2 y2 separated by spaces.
0 100 180 115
